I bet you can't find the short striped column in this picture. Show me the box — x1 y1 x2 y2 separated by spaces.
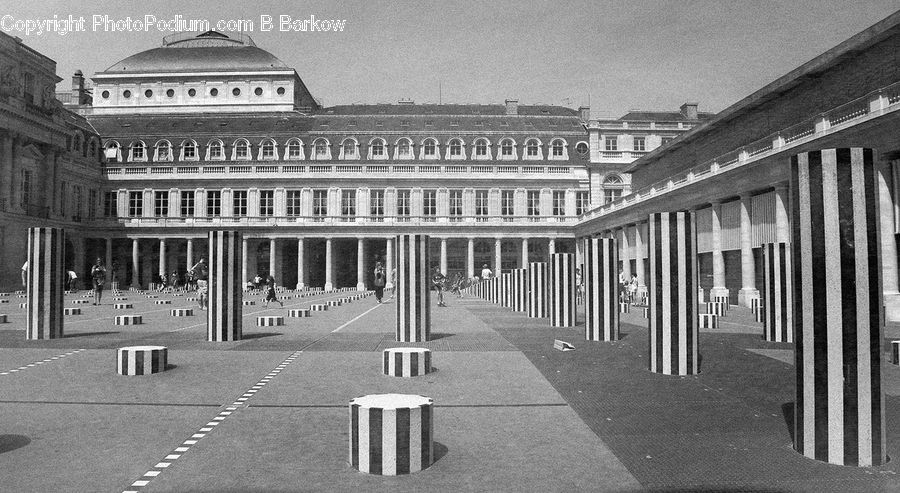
208 231 243 342
548 253 577 327
890 341 899 365
648 211 699 375
383 348 432 377
699 314 718 329
25 227 65 340
528 262 547 318
64 308 81 315
349 394 433 476
0 314 6 323
706 302 726 316
171 308 193 316
72 299 89 305
117 346 167 375
312 304 328 311
155 299 172 305
115 315 142 325
489 277 499 304
257 316 284 326
511 268 528 312
289 309 311 317
763 242 792 343
583 238 618 341
327 300 342 307
396 234 430 342
501 272 512 308
750 298 762 314
791 148 885 466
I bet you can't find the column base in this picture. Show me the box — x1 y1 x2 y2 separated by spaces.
709 287 730 302
737 288 760 308
357 282 366 291
296 282 306 291
324 282 334 292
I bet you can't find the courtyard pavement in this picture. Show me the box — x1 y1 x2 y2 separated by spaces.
0 287 898 492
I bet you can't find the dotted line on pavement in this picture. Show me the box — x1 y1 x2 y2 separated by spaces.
122 349 303 493
0 349 86 375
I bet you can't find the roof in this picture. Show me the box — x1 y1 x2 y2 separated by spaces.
618 111 716 122
321 104 580 117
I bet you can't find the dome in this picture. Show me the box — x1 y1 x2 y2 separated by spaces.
101 31 289 73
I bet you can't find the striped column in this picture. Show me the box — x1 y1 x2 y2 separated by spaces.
383 348 432 377
208 231 243 342
501 273 512 308
583 237 619 341
26 227 65 340
396 234 430 342
117 346 167 375
763 242 793 343
648 211 699 375
791 148 885 467
528 262 547 318
548 253 577 327
490 277 499 304
349 393 433 475
511 268 528 312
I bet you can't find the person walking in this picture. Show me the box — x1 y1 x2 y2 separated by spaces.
480 264 492 280
451 272 463 298
432 267 447 307
90 258 107 305
67 269 78 292
110 261 119 290
21 260 28 288
190 259 208 310
263 273 283 308
629 274 639 304
373 261 386 303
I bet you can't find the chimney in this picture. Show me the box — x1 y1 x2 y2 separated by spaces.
398 98 414 105
680 102 699 120
71 70 86 104
578 106 590 122
505 99 518 115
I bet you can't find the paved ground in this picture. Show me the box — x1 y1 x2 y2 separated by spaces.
0 287 899 492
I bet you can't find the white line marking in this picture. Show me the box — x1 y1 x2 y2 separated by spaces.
331 303 382 333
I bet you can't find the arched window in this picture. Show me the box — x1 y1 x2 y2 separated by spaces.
525 139 540 158
207 140 224 160
313 138 330 160
88 139 97 158
233 139 250 160
286 139 304 160
155 140 171 161
604 175 623 184
422 139 438 160
181 140 198 161
551 139 565 157
603 174 625 204
396 138 412 159
474 138 489 159
130 141 146 161
500 139 516 160
575 141 588 155
340 138 357 160
448 139 463 159
259 139 277 160
104 141 122 162
369 138 386 159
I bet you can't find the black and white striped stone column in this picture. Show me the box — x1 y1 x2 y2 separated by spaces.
117 345 167 375
548 253 577 327
528 262 547 318
584 237 619 341
396 234 430 342
791 148 885 467
208 231 243 342
383 348 432 377
648 211 699 375
500 272 512 308
763 242 793 343
512 268 528 312
349 393 434 475
26 227 65 340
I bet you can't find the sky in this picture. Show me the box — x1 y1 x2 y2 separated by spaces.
4 0 899 118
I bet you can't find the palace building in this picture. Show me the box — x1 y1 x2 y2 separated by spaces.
0 29 698 292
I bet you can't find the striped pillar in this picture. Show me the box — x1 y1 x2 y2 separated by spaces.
583 237 619 341
501 272 512 308
528 262 547 318
349 393 433 475
648 211 699 375
117 346 167 375
548 253 576 327
208 231 243 342
396 234 430 342
763 242 793 343
791 148 885 467
383 348 432 377
511 268 528 312
490 277 499 304
26 227 65 340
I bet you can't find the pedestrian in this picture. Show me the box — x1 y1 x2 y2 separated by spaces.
190 259 208 310
451 272 463 298
373 261 386 303
389 267 396 299
90 257 107 305
432 266 447 307
575 267 584 305
67 269 78 292
171 269 179 289
480 263 492 280
618 268 627 302
21 260 28 288
629 274 638 304
110 261 119 289
263 273 283 308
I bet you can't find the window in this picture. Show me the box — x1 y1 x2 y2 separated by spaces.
370 189 384 218
188 88 196 97
474 139 488 158
397 190 411 218
166 89 174 98
128 191 142 217
183 140 197 160
527 191 540 217
103 191 118 217
89 190 97 219
526 139 539 157
144 89 153 99
19 170 31 208
501 190 514 217
59 181 68 214
286 190 302 217
576 191 589 215
370 139 385 158
210 88 218 97
449 189 463 220
122 89 131 99
501 139 515 158
156 141 171 161
232 190 247 217
154 191 169 217
475 190 488 220
261 140 276 160
277 87 285 95
341 139 357 159
287 139 303 159
206 190 222 217
105 142 121 162
254 87 263 96
259 190 274 217
314 139 329 159
552 191 565 216
180 191 195 216
423 139 437 159
234 140 249 160
551 140 564 157
312 190 327 217
633 137 646 151
449 139 462 158
341 190 356 217
605 137 618 151
208 140 223 160
423 190 437 218
604 188 622 204
74 186 83 219
232 88 241 97
131 141 146 161
397 139 412 159
575 142 589 155
661 136 675 145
